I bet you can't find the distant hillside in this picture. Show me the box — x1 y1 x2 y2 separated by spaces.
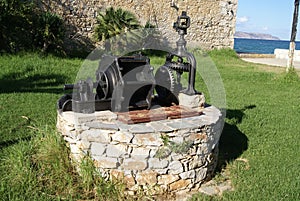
234 31 280 40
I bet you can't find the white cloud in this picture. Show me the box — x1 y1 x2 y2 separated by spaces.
237 16 249 24
262 26 268 31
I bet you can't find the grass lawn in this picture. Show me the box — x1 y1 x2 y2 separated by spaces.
0 50 299 200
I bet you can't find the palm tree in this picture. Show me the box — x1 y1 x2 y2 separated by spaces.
94 7 141 51
287 0 299 71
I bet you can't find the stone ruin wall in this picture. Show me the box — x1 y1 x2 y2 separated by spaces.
40 0 238 51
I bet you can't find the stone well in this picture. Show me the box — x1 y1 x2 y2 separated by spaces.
57 104 223 196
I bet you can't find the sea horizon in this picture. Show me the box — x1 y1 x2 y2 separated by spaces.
234 38 300 54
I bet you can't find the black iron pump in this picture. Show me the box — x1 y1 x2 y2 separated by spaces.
155 11 198 104
58 11 198 113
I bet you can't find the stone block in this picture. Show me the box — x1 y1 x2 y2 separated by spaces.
148 158 169 169
168 161 184 174
93 156 119 169
69 144 81 154
169 179 191 191
131 147 150 159
189 155 206 169
178 93 205 108
167 120 198 130
110 169 124 180
111 131 133 143
157 174 179 185
77 140 90 150
90 142 106 156
132 133 163 146
148 121 174 132
129 124 154 134
185 133 207 142
122 158 148 170
136 170 158 186
179 170 196 180
124 174 136 188
85 122 119 130
106 144 127 158
95 110 117 121
80 129 111 143
194 167 207 183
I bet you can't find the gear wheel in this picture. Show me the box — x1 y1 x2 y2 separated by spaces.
164 61 190 73
155 65 179 105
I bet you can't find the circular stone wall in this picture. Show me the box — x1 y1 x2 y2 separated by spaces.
57 105 223 196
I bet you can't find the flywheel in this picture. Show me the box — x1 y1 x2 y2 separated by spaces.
155 65 179 106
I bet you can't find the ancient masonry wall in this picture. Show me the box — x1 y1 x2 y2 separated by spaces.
57 105 223 196
40 0 238 50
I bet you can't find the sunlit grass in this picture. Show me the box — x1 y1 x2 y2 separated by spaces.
0 50 300 200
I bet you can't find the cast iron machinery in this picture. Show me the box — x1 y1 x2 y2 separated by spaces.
58 11 198 113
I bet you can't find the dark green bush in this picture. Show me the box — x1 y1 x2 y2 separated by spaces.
0 0 65 54
0 0 35 53
34 12 65 54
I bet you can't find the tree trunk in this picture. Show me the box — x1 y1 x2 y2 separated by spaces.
287 0 299 71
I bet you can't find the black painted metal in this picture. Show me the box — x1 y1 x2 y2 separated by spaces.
58 11 199 113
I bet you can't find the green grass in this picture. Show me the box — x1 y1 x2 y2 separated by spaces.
0 50 300 200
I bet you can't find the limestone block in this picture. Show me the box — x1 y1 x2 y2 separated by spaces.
129 124 154 134
157 174 179 185
69 144 82 154
168 161 184 174
179 170 196 180
111 131 133 143
77 140 90 150
189 155 207 170
132 133 163 146
123 174 136 188
93 156 119 169
178 93 205 109
131 147 150 159
106 144 127 158
169 179 191 191
80 129 111 143
148 158 169 169
90 142 106 156
122 158 148 170
85 122 119 130
136 171 158 186
194 168 207 183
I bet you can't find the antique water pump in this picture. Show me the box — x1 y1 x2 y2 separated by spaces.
58 11 198 113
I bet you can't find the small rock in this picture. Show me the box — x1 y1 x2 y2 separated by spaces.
136 170 157 186
179 170 195 180
132 133 163 146
169 161 184 174
129 124 154 134
131 147 150 159
90 142 106 156
85 122 119 130
169 179 191 191
106 144 127 158
157 174 179 185
178 93 205 108
148 158 169 169
122 158 148 170
111 131 133 143
199 185 219 196
93 156 119 169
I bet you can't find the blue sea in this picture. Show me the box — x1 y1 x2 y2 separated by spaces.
234 38 300 54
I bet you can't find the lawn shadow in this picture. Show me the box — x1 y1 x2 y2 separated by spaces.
0 70 68 94
216 105 256 172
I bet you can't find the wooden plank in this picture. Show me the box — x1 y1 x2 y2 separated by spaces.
117 105 203 124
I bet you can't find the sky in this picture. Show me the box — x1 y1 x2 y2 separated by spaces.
236 0 298 40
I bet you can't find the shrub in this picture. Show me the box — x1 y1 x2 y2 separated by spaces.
94 7 141 51
34 12 65 54
0 0 65 54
